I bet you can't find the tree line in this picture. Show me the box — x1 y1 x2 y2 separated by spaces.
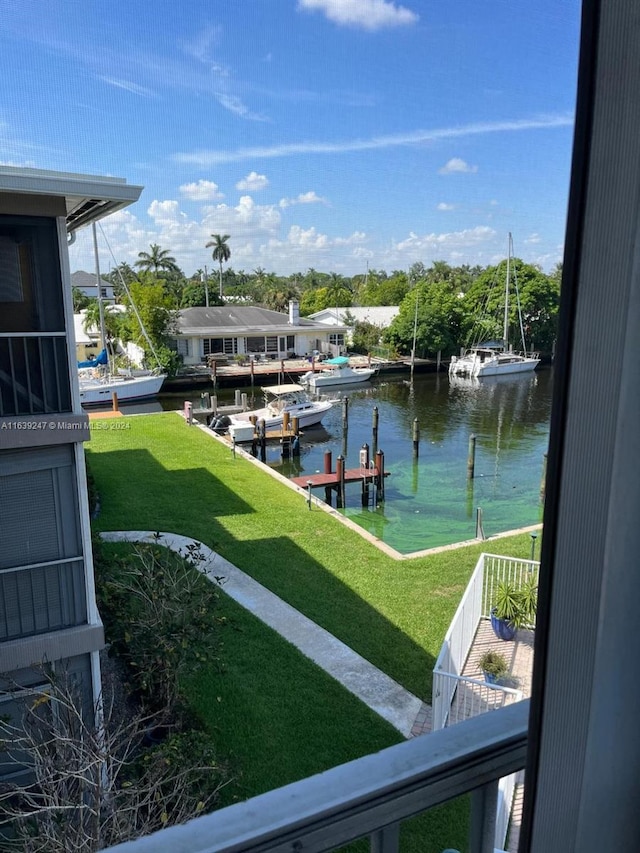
72 233 562 372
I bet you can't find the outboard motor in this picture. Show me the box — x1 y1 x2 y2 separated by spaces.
209 414 232 434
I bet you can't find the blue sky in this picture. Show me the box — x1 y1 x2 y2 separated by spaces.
1 0 581 277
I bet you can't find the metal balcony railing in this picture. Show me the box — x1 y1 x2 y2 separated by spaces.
0 333 72 416
104 701 528 853
0 558 87 640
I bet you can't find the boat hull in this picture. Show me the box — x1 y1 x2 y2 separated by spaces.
449 352 539 379
79 373 166 406
229 400 333 430
303 367 376 388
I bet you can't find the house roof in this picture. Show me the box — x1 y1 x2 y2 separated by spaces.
309 306 400 327
71 270 112 290
177 306 347 336
0 166 143 232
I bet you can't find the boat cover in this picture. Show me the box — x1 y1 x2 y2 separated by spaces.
325 356 349 366
78 348 108 368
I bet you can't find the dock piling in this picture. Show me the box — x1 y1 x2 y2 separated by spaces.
376 449 385 500
341 396 349 428
372 406 379 456
467 434 476 479
184 401 192 425
241 392 248 411
412 419 420 459
336 455 346 508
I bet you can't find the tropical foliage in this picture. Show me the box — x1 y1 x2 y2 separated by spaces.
90 246 560 360
206 233 231 299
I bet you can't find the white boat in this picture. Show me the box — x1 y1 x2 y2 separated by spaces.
78 370 166 406
300 356 376 389
77 223 166 406
210 384 333 433
449 233 540 379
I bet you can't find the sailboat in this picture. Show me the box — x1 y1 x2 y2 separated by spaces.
76 224 166 406
449 233 540 378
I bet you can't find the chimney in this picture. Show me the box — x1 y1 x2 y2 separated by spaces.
288 300 300 325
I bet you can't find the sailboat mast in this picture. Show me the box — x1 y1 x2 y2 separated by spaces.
503 232 512 350
91 221 108 366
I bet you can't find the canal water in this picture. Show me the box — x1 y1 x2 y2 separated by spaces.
160 369 552 555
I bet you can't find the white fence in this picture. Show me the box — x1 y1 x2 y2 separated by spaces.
432 553 485 730
481 554 539 619
431 553 538 852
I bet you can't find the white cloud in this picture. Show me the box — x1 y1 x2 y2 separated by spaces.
99 76 155 97
215 93 267 121
202 195 282 237
179 180 225 201
438 158 478 175
147 200 183 225
236 171 269 191
174 114 573 166
394 226 497 254
279 191 327 208
298 0 418 31
287 225 329 248
525 232 542 244
437 202 455 211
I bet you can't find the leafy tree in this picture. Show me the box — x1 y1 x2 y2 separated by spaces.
385 280 464 357
180 282 224 308
119 276 181 375
300 285 353 316
72 285 92 312
461 259 559 354
358 271 410 306
351 321 384 354
134 244 180 277
82 301 122 357
206 234 231 300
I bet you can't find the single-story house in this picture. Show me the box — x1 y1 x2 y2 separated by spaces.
309 305 400 329
71 269 115 301
309 306 400 345
174 301 349 365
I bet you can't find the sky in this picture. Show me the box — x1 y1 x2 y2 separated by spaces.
1 0 581 278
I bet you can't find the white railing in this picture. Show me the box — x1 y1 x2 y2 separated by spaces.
435 672 523 728
481 554 539 619
432 553 485 730
104 701 529 853
433 554 540 731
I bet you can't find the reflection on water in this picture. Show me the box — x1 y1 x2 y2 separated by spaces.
276 370 551 553
159 370 552 554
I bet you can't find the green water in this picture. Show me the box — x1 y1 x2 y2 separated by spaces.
272 370 552 554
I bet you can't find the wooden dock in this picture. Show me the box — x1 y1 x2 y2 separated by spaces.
291 467 386 489
291 448 389 508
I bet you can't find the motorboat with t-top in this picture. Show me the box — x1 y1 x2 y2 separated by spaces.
300 356 376 389
449 233 540 378
210 384 333 434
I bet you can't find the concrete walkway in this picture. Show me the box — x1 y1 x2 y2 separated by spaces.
100 531 427 738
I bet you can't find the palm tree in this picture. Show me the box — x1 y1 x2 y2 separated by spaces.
206 234 231 299
134 244 179 277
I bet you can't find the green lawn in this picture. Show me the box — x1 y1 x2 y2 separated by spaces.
88 412 535 851
88 412 534 701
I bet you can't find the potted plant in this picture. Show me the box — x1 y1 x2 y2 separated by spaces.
478 649 509 684
490 577 538 641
